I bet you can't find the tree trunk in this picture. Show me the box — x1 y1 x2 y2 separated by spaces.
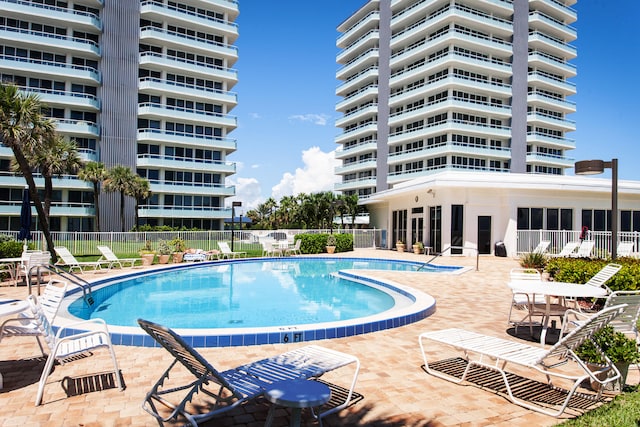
93 182 101 232
12 147 57 263
120 192 126 232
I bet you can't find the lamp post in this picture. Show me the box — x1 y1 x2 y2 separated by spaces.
231 201 242 252
575 159 618 259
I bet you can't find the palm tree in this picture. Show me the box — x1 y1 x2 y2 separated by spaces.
78 161 107 231
16 135 82 218
103 165 136 232
0 83 57 259
126 175 151 230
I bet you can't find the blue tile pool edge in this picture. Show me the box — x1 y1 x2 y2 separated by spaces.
56 257 440 348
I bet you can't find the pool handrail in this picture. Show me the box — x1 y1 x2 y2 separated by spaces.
417 245 479 271
28 264 94 306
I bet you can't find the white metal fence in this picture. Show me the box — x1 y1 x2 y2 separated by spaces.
516 230 640 258
3 228 383 256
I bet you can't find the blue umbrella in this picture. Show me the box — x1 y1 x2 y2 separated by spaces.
18 188 32 242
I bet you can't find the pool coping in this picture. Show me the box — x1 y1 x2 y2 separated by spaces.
54 256 459 348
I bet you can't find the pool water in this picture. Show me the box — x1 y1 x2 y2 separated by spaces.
68 258 450 329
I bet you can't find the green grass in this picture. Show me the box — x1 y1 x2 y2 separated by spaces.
559 385 640 426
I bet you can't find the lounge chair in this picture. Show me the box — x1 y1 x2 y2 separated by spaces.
561 290 640 339
532 240 550 254
616 241 635 258
138 318 360 426
25 294 123 405
577 262 622 294
97 245 142 268
570 240 595 258
550 241 579 257
54 246 110 273
217 241 246 259
183 249 208 262
0 279 68 356
419 304 626 417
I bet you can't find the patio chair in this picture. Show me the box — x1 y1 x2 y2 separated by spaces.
570 240 595 258
616 241 635 258
0 279 68 356
284 239 302 256
261 240 282 257
217 241 246 259
532 240 551 254
25 294 123 406
419 304 626 417
54 246 111 273
17 251 51 285
97 245 142 268
550 241 579 257
507 268 547 334
138 318 360 426
561 290 640 340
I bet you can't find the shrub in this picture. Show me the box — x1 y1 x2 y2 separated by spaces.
0 240 23 258
519 252 547 270
295 233 353 254
545 258 640 292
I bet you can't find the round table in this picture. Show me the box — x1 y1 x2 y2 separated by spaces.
264 379 331 427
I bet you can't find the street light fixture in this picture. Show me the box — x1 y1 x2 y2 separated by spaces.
231 201 242 252
574 159 618 259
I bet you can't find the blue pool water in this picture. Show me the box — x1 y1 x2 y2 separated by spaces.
62 257 453 347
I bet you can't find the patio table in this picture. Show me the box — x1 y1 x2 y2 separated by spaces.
507 281 607 346
0 257 22 286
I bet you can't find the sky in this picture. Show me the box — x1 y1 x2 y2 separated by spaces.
227 1 640 212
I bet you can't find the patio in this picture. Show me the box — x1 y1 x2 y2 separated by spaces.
0 249 636 426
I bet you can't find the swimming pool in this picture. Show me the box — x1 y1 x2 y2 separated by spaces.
60 257 457 347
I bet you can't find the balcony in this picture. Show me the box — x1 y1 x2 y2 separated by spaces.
19 86 100 110
138 103 237 129
387 142 511 164
528 11 576 41
138 128 237 152
140 0 238 41
334 177 377 192
337 10 380 48
527 111 575 132
527 71 575 95
0 54 100 83
137 154 236 173
528 31 576 59
139 77 237 106
388 119 510 145
140 26 237 64
526 152 574 168
51 119 100 137
334 140 378 159
335 122 378 144
529 0 577 24
138 204 231 219
335 158 377 175
336 66 378 97
139 52 237 83
336 29 379 64
0 25 100 57
335 103 378 128
528 51 576 77
336 48 379 80
0 0 102 31
527 90 575 114
527 132 575 149
335 84 378 112
148 180 235 196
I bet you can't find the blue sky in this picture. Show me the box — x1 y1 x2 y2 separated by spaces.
228 1 640 211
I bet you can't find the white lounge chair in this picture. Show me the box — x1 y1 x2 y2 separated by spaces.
419 304 626 417
217 241 246 259
578 263 622 294
570 240 595 258
183 249 208 262
54 246 110 273
138 319 360 426
0 279 68 356
532 240 550 254
616 241 635 258
97 245 142 268
25 294 123 405
561 290 640 339
550 241 579 257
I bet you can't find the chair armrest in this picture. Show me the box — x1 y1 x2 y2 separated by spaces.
54 318 109 339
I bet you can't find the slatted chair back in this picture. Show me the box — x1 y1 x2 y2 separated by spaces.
604 291 640 339
585 263 622 293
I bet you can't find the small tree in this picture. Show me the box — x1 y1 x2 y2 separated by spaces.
104 165 136 232
78 161 107 231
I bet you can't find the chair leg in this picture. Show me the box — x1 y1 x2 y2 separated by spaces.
36 353 57 406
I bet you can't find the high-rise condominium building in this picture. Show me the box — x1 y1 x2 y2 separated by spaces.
335 0 577 198
0 0 239 232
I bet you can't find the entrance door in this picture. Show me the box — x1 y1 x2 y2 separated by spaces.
411 207 424 246
477 216 491 254
429 206 441 253
451 204 463 255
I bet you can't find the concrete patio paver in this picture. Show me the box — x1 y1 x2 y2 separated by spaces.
0 249 636 426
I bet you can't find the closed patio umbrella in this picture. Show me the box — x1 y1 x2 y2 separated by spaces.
18 188 32 245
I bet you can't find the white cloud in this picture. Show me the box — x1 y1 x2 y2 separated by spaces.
225 177 264 210
271 146 340 200
249 112 262 119
288 114 331 126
